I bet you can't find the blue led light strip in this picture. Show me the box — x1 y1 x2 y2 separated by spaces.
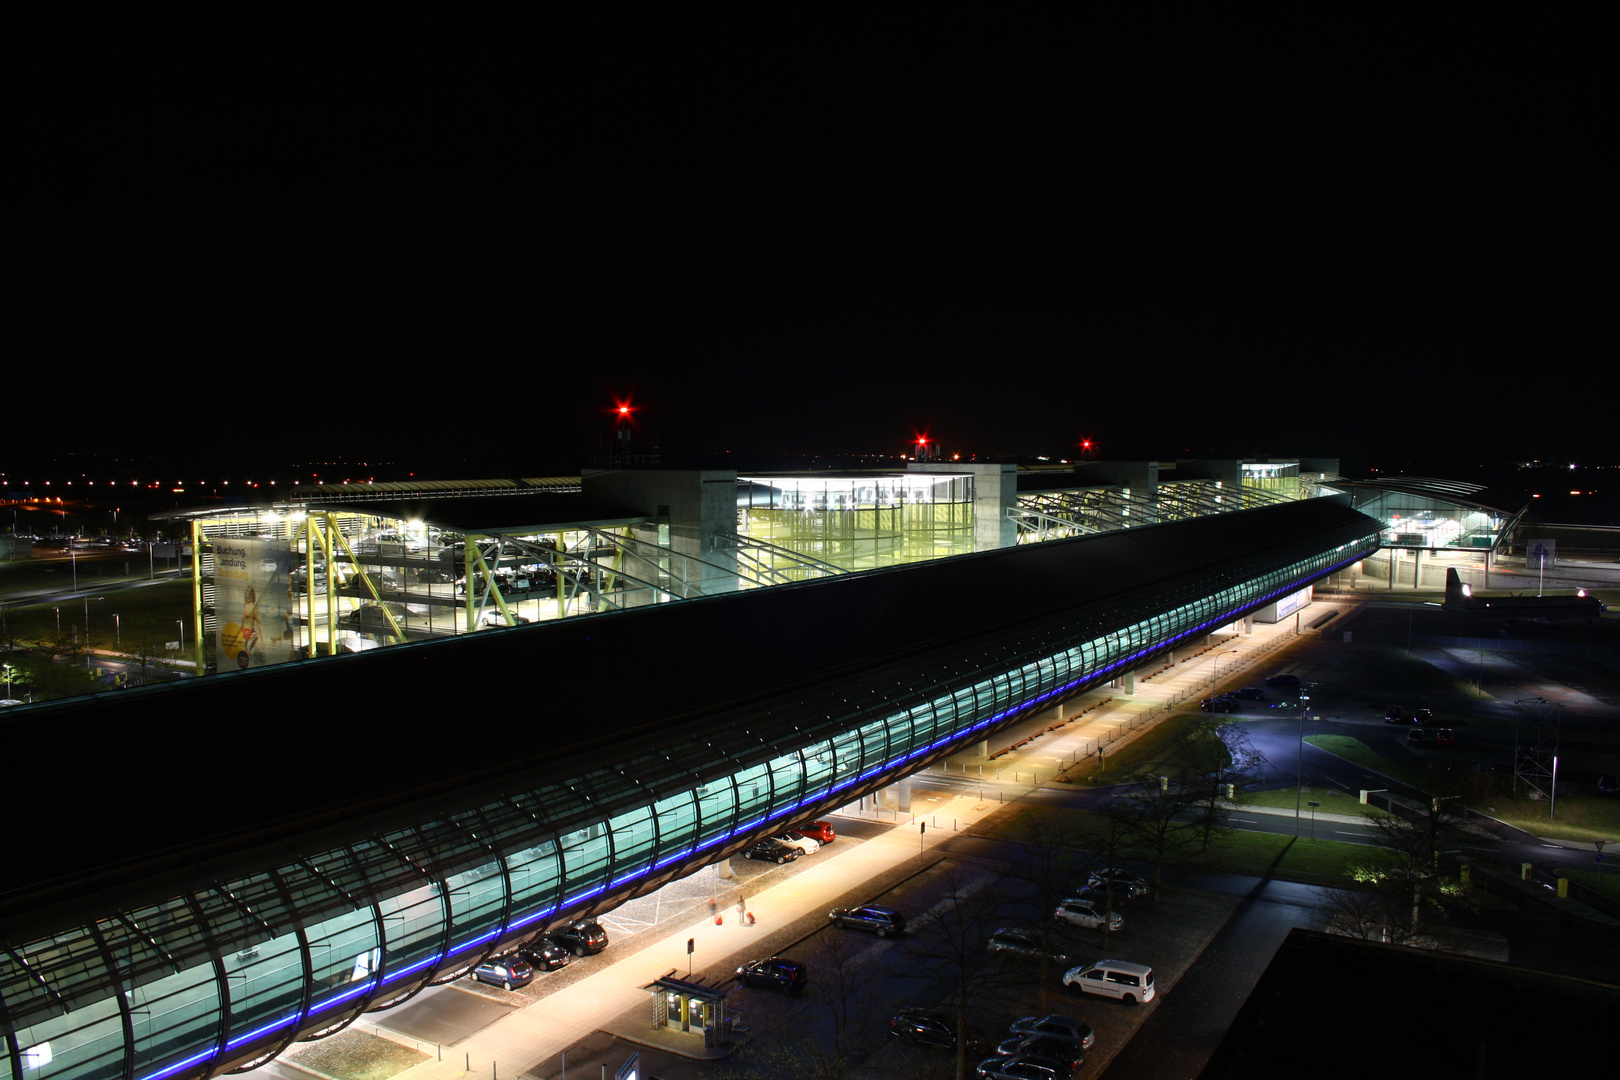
132 543 1372 1080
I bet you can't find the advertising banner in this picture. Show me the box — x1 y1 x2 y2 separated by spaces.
215 538 299 669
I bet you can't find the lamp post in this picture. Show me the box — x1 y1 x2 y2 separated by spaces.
1293 693 1311 837
176 619 185 665
1212 648 1238 689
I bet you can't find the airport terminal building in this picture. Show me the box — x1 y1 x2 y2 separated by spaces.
2 461 1383 1080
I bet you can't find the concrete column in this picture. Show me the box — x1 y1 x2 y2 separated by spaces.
1243 615 1254 635
895 776 913 813
977 738 989 757
1074 461 1160 525
1123 669 1136 695
909 462 1018 551
715 857 735 880
581 469 741 602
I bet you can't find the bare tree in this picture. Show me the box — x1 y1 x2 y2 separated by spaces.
1180 719 1269 850
1120 777 1200 897
786 929 891 1080
1315 762 1476 946
113 613 179 687
1001 810 1101 1011
902 864 1020 1080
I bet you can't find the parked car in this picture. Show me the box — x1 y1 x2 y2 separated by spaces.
1006 1014 1096 1049
1435 727 1455 747
1234 686 1267 701
987 927 1067 964
549 920 609 957
1201 695 1238 713
1054 895 1123 931
470 957 533 990
1264 673 1301 690
744 837 802 864
775 829 821 854
481 611 531 627
1062 959 1156 1004
735 956 807 993
515 936 570 971
890 1009 989 1055
1408 728 1427 745
1414 708 1435 723
829 904 906 937
1385 706 1416 724
1087 868 1150 900
797 820 837 844
973 1056 1075 1080
994 1034 1085 1073
1598 775 1620 796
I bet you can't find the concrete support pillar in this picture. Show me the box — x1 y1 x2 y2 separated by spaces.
1074 460 1160 525
1123 669 1136 695
1243 615 1254 635
581 469 741 603
910 462 1018 551
715 857 735 880
977 738 989 757
895 776 913 813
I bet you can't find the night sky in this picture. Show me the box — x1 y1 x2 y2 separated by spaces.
10 17 1610 483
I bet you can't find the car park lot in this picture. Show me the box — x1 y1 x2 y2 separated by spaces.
698 855 1237 1079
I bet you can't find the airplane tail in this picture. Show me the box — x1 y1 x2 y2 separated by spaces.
1445 568 1469 606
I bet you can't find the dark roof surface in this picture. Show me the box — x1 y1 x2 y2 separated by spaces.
302 491 644 532
1200 928 1620 1079
1 497 1378 925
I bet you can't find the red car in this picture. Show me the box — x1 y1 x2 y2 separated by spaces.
797 820 836 845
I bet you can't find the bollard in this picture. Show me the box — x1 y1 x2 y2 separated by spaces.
466 1053 470 1071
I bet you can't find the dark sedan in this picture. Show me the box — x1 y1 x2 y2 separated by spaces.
736 956 807 993
891 1009 989 1055
829 904 906 936
743 837 802 864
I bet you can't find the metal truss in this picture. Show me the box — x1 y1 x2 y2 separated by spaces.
719 534 849 587
1013 481 1300 545
1513 695 1561 802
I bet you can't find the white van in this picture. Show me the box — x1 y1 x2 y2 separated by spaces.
1062 959 1155 1004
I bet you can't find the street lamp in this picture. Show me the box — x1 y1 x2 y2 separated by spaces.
1293 692 1312 837
176 619 185 665
1212 648 1239 688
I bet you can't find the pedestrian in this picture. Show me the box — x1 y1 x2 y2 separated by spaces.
707 897 717 918
735 899 746 922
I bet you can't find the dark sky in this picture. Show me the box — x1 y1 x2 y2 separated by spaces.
10 16 1609 480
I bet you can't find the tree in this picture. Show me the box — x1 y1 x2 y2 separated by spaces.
1179 719 1269 850
1314 762 1476 947
784 929 890 1080
1119 777 1200 896
901 864 1019 1080
1001 810 1099 1010
113 613 180 686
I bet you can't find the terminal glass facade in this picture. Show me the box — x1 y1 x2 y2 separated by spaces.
736 474 974 574
3 523 1379 1080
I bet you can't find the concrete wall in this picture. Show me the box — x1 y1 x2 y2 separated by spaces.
581 469 740 595
909 462 1018 551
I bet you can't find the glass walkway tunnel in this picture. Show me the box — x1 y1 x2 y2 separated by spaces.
1 496 1381 1080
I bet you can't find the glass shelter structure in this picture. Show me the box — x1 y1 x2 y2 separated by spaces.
1 498 1381 1080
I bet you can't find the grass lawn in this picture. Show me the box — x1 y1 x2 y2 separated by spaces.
1187 827 1398 883
1472 790 1620 844
1004 802 1397 886
1558 866 1620 898
1240 786 1395 819
1304 733 1419 786
1070 712 1205 787
2 580 193 653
